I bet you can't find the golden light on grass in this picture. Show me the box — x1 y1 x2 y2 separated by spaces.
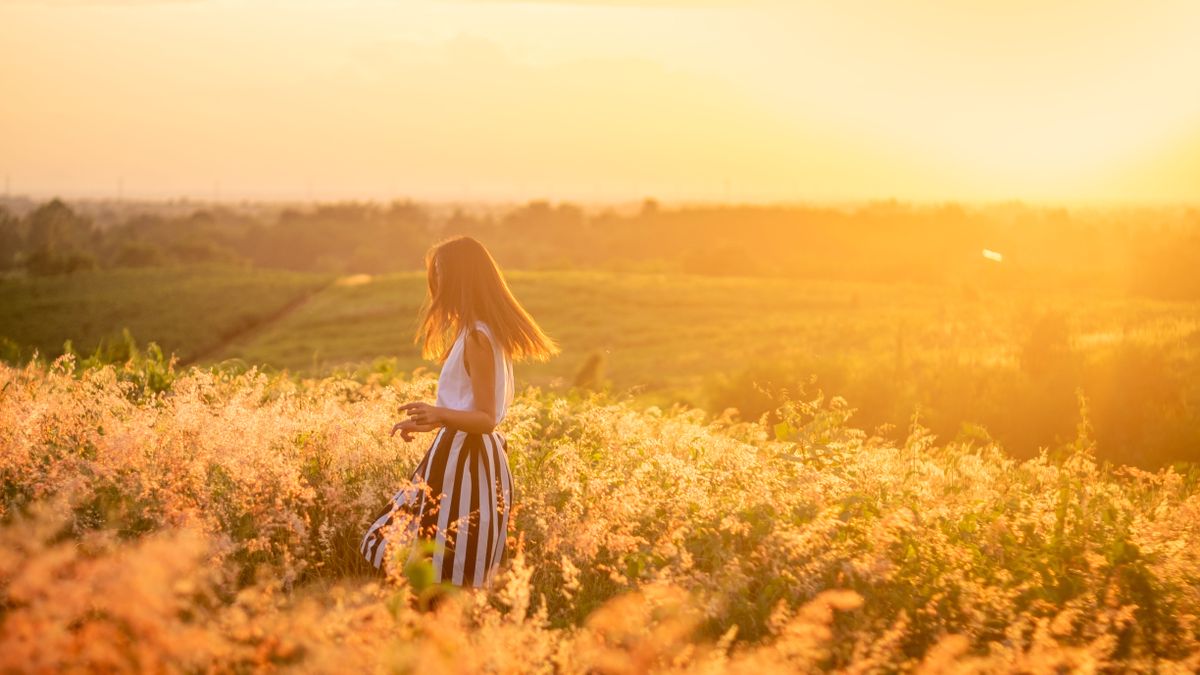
1 360 1198 671
335 274 373 287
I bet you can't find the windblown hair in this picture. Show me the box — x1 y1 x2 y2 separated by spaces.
416 236 560 363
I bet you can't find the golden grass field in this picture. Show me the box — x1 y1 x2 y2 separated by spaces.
2 355 1198 672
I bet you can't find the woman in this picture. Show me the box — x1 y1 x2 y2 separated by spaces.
360 235 559 590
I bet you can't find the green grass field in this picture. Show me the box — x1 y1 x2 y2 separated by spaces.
212 270 993 394
2 266 1198 465
210 269 1198 400
0 266 332 364
209 271 1176 378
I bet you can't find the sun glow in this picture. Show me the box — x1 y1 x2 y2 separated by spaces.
1 0 1198 202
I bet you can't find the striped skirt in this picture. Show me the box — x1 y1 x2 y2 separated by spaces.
360 426 514 589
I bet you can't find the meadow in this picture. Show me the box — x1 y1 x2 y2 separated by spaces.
3 265 1198 467
2 355 1198 672
3 212 1199 671
0 266 331 365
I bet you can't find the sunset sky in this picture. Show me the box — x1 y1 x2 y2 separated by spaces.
2 0 1199 203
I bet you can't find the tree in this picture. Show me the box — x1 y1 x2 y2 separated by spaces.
25 198 93 253
0 206 21 270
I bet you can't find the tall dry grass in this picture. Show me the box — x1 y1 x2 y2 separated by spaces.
1 356 1198 672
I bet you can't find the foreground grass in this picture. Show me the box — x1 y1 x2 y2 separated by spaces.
1 358 1198 672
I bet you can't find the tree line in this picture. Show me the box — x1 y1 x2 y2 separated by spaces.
1 197 1197 299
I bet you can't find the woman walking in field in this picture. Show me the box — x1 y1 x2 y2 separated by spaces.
360 235 559 590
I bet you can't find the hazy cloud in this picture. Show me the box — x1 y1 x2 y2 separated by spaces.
456 0 759 7
13 0 205 5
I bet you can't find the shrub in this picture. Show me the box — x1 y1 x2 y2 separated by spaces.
1 361 1198 671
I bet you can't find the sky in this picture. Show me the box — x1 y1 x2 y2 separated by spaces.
1 0 1199 204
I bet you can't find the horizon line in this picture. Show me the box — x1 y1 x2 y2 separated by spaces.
2 190 1197 212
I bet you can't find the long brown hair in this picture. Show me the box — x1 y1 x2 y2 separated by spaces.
416 235 560 363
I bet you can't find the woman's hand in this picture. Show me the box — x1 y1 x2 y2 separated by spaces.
398 401 445 427
391 418 438 442
391 402 445 442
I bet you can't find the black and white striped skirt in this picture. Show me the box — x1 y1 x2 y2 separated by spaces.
360 426 514 589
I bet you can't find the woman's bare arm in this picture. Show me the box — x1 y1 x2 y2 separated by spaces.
398 328 497 434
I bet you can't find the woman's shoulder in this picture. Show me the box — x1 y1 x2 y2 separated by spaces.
461 321 493 352
466 320 510 361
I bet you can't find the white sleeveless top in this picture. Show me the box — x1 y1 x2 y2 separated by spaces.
434 320 515 425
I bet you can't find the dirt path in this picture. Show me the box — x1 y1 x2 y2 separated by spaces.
179 279 336 366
